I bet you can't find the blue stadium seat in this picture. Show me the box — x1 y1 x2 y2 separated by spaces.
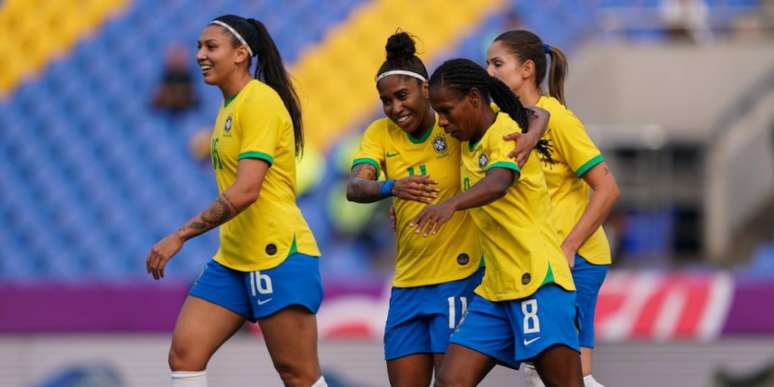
10 0 738 281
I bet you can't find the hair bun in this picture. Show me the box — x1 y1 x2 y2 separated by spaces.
385 31 417 61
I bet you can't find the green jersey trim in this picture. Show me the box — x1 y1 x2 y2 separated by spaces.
352 157 380 176
239 151 273 165
575 154 604 178
541 262 555 285
287 234 298 257
468 137 482 152
407 126 433 144
485 161 521 174
223 95 238 107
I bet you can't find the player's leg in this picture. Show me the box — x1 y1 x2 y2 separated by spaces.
432 354 445 378
385 286 434 387
533 345 583 387
510 284 582 387
436 295 518 386
251 253 325 387
169 297 246 371
572 255 609 386
169 260 251 386
429 267 484 379
260 306 323 386
581 348 593 377
388 354 435 387
434 344 496 387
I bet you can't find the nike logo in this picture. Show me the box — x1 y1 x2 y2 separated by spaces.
523 337 541 346
386 151 400 158
257 298 272 305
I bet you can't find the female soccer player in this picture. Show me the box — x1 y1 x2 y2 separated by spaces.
145 15 326 387
412 58 583 387
486 30 620 387
346 32 548 387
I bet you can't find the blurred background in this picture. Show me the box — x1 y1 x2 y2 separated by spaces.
0 0 773 386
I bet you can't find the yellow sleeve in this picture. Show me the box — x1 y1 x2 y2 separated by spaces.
351 120 385 176
550 106 604 177
236 90 284 166
484 122 521 177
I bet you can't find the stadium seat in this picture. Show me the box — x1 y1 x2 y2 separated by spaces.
2 0 759 281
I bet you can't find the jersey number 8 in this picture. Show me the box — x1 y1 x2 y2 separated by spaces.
521 299 541 334
250 271 273 295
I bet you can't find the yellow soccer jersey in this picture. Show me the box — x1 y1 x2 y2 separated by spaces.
352 117 481 288
537 96 611 265
210 79 320 271
461 112 574 302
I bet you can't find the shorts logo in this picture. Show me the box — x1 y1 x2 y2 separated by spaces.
523 336 541 346
478 153 488 169
433 134 448 154
224 116 233 132
257 298 272 305
521 272 531 285
457 253 470 265
265 243 277 255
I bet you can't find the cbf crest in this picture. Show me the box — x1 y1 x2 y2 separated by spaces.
478 153 489 169
224 116 233 133
432 134 448 154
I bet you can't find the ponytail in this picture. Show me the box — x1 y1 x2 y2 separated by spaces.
210 15 305 156
494 30 569 107
546 45 568 106
247 18 304 156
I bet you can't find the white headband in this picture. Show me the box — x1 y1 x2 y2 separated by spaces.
209 20 254 57
376 70 426 83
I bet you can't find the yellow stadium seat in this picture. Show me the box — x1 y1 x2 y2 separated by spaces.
0 0 128 96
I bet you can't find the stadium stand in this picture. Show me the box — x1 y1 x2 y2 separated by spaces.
0 0 768 283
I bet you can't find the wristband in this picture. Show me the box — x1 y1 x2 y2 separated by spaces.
380 179 395 198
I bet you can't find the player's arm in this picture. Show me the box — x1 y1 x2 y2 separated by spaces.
550 105 620 266
346 163 439 204
503 106 550 168
146 158 268 280
411 168 515 236
346 163 387 203
178 158 268 238
560 162 620 266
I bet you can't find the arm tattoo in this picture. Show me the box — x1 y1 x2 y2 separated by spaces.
180 193 238 239
347 164 384 203
201 195 236 226
353 164 376 180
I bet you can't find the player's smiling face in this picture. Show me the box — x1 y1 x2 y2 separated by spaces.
429 84 478 142
486 40 528 93
377 75 430 134
196 25 248 86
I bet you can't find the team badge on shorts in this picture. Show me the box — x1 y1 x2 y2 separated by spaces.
432 134 448 154
478 153 489 169
224 116 233 132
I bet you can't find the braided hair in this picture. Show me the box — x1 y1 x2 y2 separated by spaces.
211 15 304 156
429 58 552 162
